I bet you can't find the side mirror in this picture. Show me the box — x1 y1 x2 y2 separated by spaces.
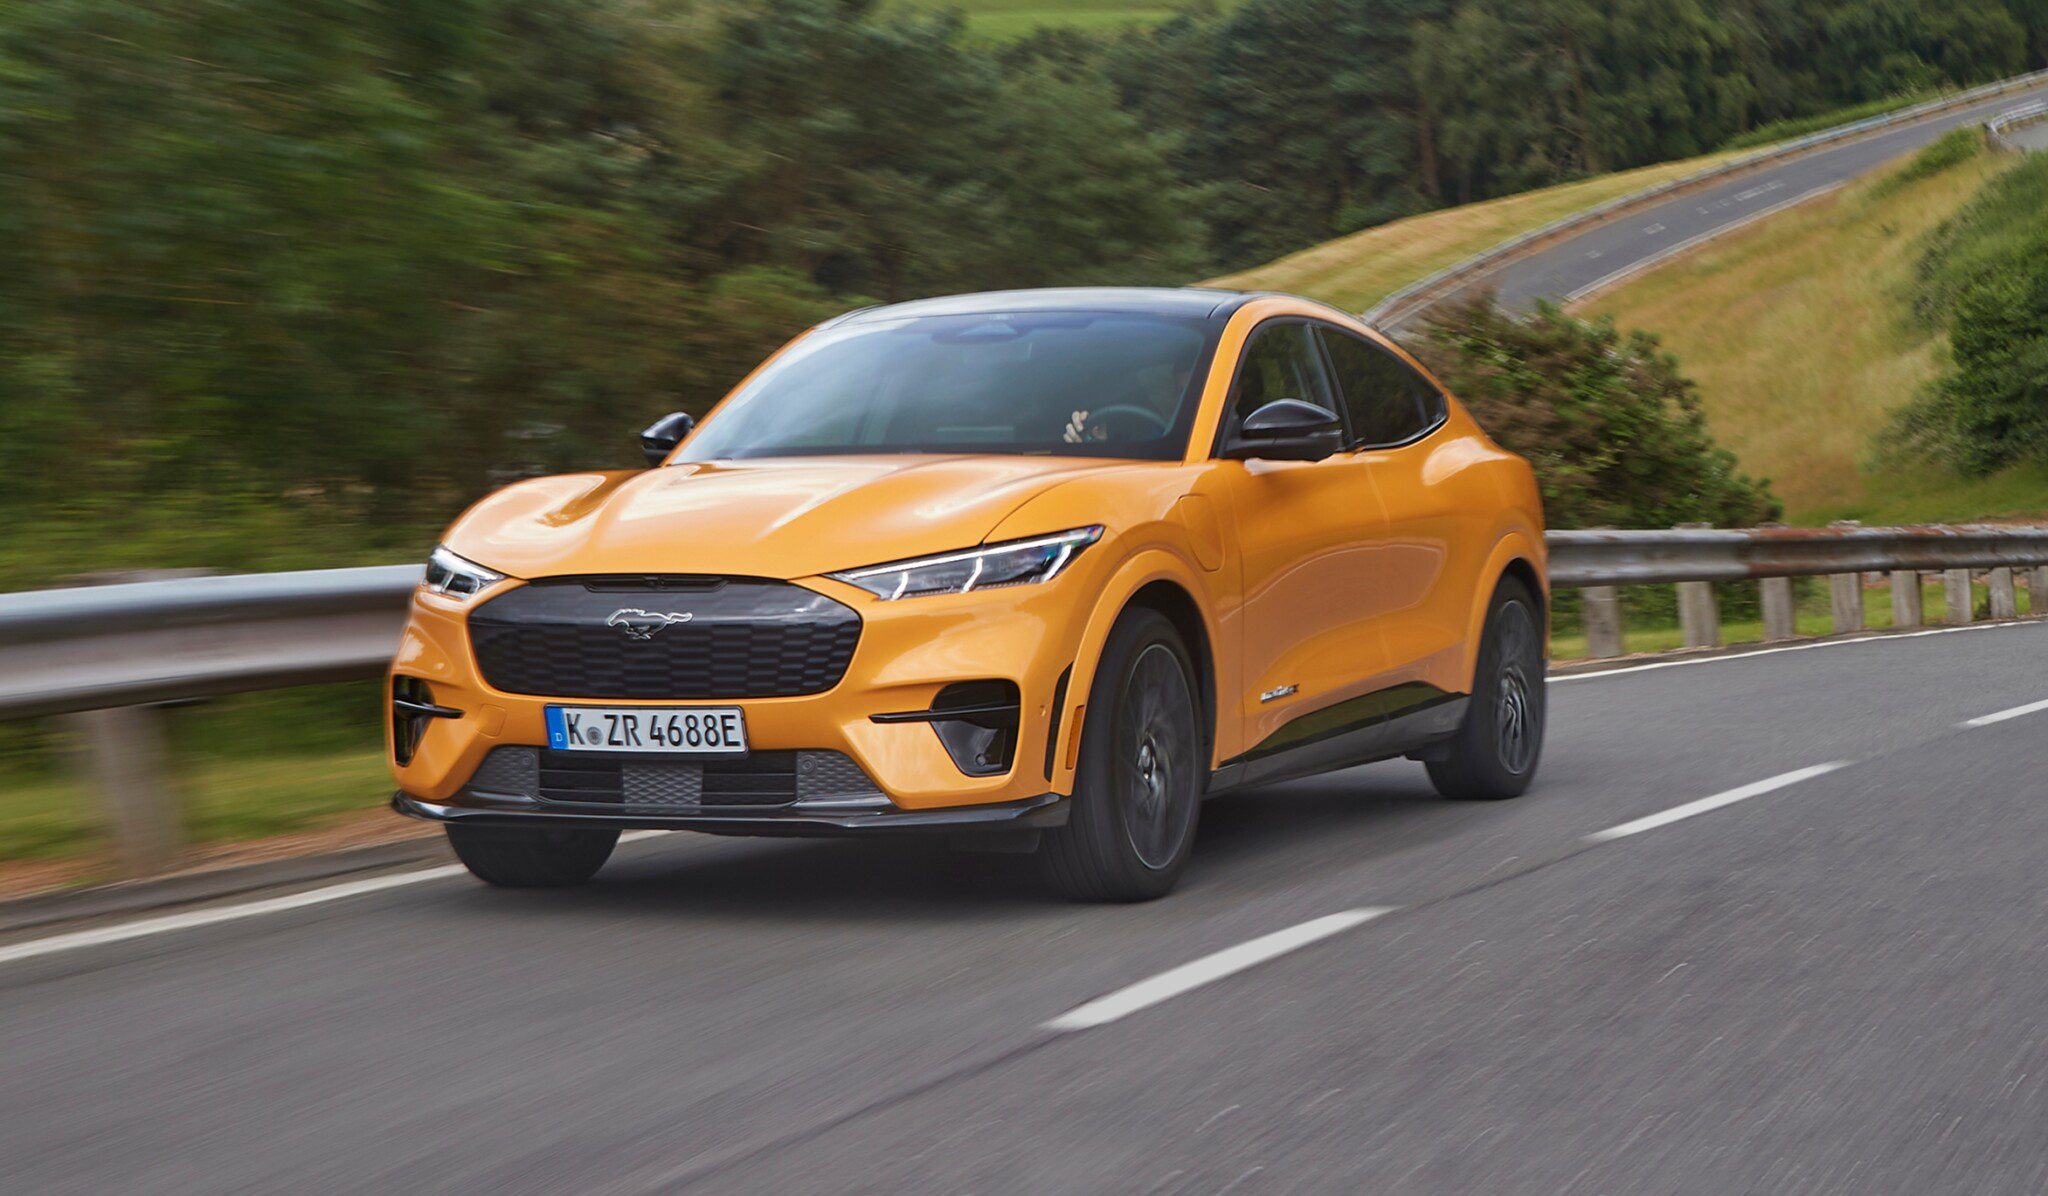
1222 398 1343 462
639 411 696 467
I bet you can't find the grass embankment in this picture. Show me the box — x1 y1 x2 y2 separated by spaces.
1207 148 1751 311
1580 136 2048 523
0 685 403 885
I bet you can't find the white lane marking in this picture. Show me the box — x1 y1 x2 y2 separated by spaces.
1044 908 1393 1032
1960 697 2048 727
1585 763 1849 843
1554 619 2037 683
1565 181 1846 303
0 830 670 968
1642 222 1666 235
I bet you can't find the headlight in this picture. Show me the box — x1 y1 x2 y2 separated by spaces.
422 546 507 599
829 527 1103 601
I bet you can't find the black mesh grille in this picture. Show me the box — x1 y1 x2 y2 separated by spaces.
469 576 861 699
537 750 801 807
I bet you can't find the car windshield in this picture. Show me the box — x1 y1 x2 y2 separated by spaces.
678 311 1217 462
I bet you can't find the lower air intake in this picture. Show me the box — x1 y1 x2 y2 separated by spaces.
461 746 886 810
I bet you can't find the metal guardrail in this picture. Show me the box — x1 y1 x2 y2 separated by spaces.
6 525 2048 873
1551 524 2048 664
1987 100 2048 152
1363 67 2048 330
0 566 420 722
8 526 2046 720
1547 524 2048 588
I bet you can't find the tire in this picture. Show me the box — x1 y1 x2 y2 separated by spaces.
1426 578 1546 801
1040 609 1204 902
445 823 619 888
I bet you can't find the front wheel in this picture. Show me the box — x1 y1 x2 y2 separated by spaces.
446 824 619 887
1039 609 1204 902
1426 578 1546 800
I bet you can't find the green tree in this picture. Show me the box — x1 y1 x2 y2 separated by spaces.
1193 0 1448 268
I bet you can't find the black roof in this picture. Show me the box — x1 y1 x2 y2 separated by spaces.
836 287 1263 328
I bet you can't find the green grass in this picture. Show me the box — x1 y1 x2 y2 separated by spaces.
0 747 391 865
1580 139 2048 523
0 683 390 867
1551 576 2036 659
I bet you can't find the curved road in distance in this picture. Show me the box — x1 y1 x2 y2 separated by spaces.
7 620 2048 1191
1433 80 2048 319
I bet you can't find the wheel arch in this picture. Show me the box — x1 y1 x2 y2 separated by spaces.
1458 531 1549 692
1125 579 1217 769
1055 551 1225 793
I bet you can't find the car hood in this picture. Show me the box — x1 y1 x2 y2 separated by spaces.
442 455 1126 581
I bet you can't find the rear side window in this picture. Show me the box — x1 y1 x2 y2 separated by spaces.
1316 326 1445 449
1222 321 1339 441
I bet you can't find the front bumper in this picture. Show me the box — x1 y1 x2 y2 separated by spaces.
393 790 1068 837
389 568 1099 812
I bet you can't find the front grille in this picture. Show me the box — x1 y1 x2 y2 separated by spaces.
460 746 886 810
468 576 861 700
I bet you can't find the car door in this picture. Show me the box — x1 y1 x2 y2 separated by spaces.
1216 320 1393 754
1314 322 1491 697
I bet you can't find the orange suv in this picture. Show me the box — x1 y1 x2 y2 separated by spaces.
390 288 1547 900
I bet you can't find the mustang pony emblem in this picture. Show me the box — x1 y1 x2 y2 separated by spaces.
606 608 695 640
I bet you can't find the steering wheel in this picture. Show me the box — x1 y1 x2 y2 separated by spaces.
1081 403 1174 440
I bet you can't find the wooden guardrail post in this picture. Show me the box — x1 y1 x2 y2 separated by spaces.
2033 566 2048 615
1989 567 2018 619
61 706 181 876
1581 586 1624 658
1760 576 1797 640
1891 570 1923 627
1945 569 1975 623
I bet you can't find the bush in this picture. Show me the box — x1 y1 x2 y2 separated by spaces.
1869 127 1981 199
1414 295 1781 530
1883 152 2048 473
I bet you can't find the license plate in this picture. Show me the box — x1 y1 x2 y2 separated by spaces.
544 705 748 754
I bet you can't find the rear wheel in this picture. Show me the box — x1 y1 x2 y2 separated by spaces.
1040 609 1203 902
446 824 619 887
1426 578 1545 800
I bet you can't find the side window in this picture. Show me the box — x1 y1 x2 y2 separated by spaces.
1224 322 1339 438
1317 326 1442 449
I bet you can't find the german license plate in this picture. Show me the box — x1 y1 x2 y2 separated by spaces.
544 706 747 754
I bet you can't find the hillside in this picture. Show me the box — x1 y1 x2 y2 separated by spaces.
1579 140 2048 524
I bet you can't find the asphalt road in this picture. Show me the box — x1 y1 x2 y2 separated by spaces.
2009 118 2048 152
1454 84 2048 315
5 619 2048 1192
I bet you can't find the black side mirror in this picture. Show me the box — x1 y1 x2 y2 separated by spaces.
639 411 695 467
1222 398 1343 462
